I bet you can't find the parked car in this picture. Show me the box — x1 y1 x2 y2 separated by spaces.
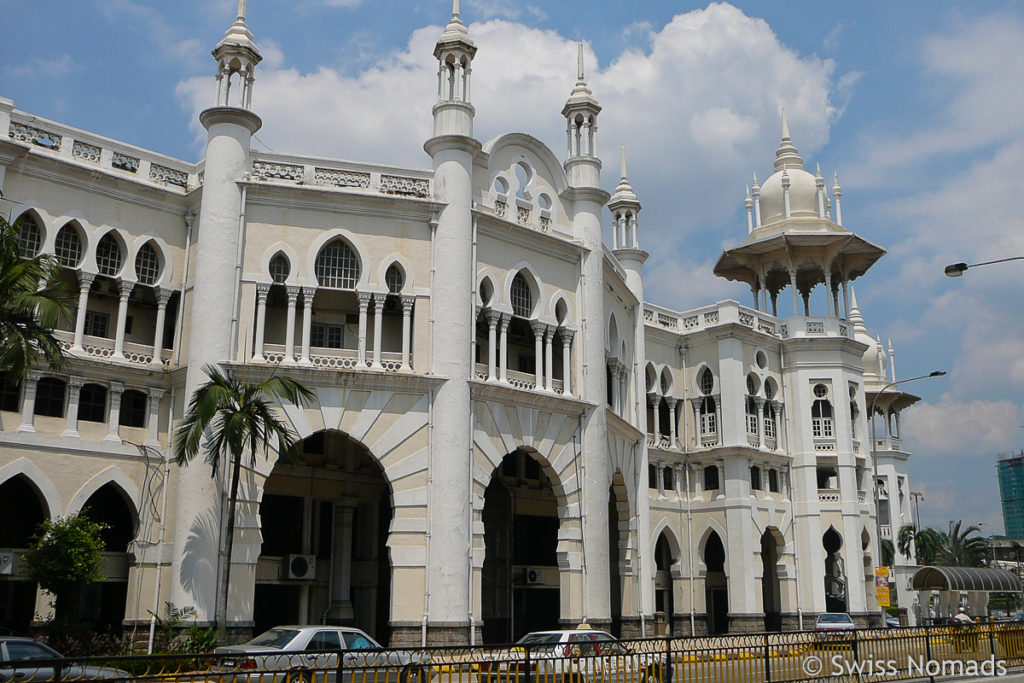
885 616 900 628
213 626 427 683
814 613 856 633
478 629 661 683
0 637 131 682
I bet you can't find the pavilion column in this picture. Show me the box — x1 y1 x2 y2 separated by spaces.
283 285 300 364
299 286 316 366
714 396 723 445
62 377 84 438
71 271 95 353
771 292 778 317
802 291 811 317
151 287 172 367
543 325 555 392
104 382 124 442
789 269 799 317
253 283 270 362
619 365 629 419
371 292 385 370
751 283 759 311
667 397 678 449
559 328 574 397
401 295 415 372
17 372 40 433
841 279 851 320
655 459 665 498
356 291 371 368
498 314 510 383
824 271 835 316
112 280 135 360
485 310 499 381
530 320 545 390
146 387 165 446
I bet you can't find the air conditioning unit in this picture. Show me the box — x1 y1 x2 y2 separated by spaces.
524 567 541 585
0 551 13 576
284 554 316 580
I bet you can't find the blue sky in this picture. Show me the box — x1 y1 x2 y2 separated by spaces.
2 0 1023 535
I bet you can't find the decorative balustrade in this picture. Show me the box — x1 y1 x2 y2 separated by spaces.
880 524 892 539
814 440 837 452
818 489 841 503
471 363 564 394
246 153 433 200
9 121 61 150
858 491 867 504
261 344 406 373
315 167 370 188
644 301 782 338
54 330 172 368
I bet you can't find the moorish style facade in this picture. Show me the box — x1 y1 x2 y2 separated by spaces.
0 2 923 645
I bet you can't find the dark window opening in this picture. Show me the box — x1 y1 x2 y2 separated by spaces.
704 465 720 491
34 378 66 418
118 389 147 428
78 383 108 423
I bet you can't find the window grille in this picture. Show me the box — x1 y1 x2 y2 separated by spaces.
745 397 758 435
699 396 717 435
385 265 404 294
84 311 110 338
78 384 108 423
812 399 834 438
511 273 532 317
33 378 66 418
14 215 42 258
763 404 777 439
96 234 124 276
55 225 83 267
699 368 714 395
311 322 344 349
135 243 161 285
269 253 290 283
315 240 360 289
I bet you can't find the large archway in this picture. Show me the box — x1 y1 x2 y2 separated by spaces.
80 483 137 629
823 527 847 613
482 448 560 643
254 430 393 643
761 528 783 631
654 531 676 634
608 472 630 637
0 475 48 633
703 531 728 634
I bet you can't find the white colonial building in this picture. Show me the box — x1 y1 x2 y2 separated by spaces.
0 2 922 645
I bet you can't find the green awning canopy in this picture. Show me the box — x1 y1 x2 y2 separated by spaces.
911 566 1022 592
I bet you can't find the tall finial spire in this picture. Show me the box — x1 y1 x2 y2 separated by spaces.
577 43 586 85
773 107 804 171
452 0 460 20
781 107 791 142
620 145 627 180
237 0 246 20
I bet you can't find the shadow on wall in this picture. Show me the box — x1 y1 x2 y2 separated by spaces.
180 508 220 618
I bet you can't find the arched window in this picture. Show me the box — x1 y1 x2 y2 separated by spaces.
703 465 720 491
269 253 290 283
55 224 83 267
96 233 124 276
135 243 161 285
13 214 42 258
78 383 108 423
850 401 860 440
699 368 714 395
745 397 758 436
764 378 777 401
812 399 834 438
385 264 405 294
511 272 532 317
118 389 148 428
315 240 360 289
763 402 777 440
34 377 66 418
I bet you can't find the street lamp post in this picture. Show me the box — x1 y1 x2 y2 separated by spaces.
944 256 1024 277
870 370 946 625
910 491 924 532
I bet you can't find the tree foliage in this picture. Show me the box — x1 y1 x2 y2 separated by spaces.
23 513 107 625
0 214 74 383
896 521 988 567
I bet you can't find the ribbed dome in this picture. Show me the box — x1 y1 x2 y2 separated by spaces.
758 166 819 224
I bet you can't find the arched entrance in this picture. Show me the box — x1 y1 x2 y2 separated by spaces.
482 448 560 643
80 483 137 629
654 532 675 634
254 430 393 643
761 528 782 631
704 531 728 634
823 527 847 613
608 472 629 637
0 475 48 633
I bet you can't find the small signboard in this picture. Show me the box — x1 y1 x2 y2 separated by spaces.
875 566 890 607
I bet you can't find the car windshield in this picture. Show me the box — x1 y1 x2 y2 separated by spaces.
819 614 852 623
5 642 59 661
247 628 301 648
517 634 563 645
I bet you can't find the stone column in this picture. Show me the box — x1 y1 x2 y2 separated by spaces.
543 325 555 392
530 320 545 390
105 382 124 442
485 310 499 381
371 292 386 370
253 283 270 362
756 398 766 449
655 460 665 498
62 378 84 438
690 398 701 444
71 272 95 352
151 287 172 366
17 373 40 433
650 396 661 444
327 502 357 621
401 295 415 372
789 269 799 317
498 314 510 383
299 286 316 366
714 395 723 444
112 280 135 359
146 388 166 446
284 285 300 364
560 328 574 397
841 279 851 320
357 291 371 368
667 398 678 449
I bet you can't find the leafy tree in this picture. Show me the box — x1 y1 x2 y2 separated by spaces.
23 513 107 626
0 214 74 383
897 524 943 565
938 520 989 567
173 365 313 638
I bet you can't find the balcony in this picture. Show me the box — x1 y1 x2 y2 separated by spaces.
472 363 564 394
55 330 171 368
818 488 841 504
779 316 853 340
262 344 406 372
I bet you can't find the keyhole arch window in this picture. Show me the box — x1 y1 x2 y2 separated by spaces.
315 239 361 289
96 233 125 276
812 399 834 438
135 242 162 285
385 264 405 294
269 253 290 284
14 213 42 258
510 272 533 318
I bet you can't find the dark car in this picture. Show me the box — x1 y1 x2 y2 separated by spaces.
0 637 130 682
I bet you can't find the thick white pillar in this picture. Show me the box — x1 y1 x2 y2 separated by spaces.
371 292 385 370
283 285 299 363
789 269 799 317
71 272 95 352
252 283 269 362
112 280 134 359
401 295 415 372
327 502 356 621
357 291 371 368
299 286 315 366
146 388 165 446
151 288 172 366
485 310 499 381
105 382 123 442
62 378 83 438
16 373 39 433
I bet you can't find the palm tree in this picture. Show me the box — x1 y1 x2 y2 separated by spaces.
897 524 943 565
939 520 989 567
0 215 74 383
173 364 314 637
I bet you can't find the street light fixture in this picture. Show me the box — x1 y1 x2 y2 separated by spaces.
910 491 925 532
870 370 946 625
944 256 1024 277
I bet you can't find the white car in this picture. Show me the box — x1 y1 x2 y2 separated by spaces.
213 626 428 683
814 613 856 633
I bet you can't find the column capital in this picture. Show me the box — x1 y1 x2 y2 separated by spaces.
155 286 173 306
485 309 501 326
666 396 678 408
558 326 575 343
498 312 512 330
109 381 125 394
543 324 556 342
117 279 136 298
256 282 272 296
77 270 97 288
755 396 766 408
529 319 546 337
286 284 301 301
372 290 388 304
401 294 416 312
25 371 42 384
302 286 317 306
68 376 85 389
147 387 167 400
357 291 372 307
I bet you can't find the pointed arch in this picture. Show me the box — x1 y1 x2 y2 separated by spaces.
651 519 682 562
502 263 543 318
644 362 658 394
130 237 169 287
376 252 416 292
53 219 88 269
11 207 48 258
696 521 729 572
607 313 621 357
0 457 61 518
660 366 674 397
260 242 301 285
306 228 369 290
694 363 716 394
481 133 570 195
66 466 142 521
548 292 573 326
92 227 130 278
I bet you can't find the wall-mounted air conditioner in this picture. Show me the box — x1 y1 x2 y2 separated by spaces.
284 554 316 580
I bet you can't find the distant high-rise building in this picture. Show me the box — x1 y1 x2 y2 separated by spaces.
997 453 1024 537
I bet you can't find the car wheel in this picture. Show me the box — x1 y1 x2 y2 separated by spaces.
401 664 426 683
287 669 313 683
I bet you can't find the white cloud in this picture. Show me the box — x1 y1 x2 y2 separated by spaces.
4 56 80 80
903 396 1023 457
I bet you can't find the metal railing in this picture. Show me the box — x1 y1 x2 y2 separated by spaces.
5 624 1024 683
